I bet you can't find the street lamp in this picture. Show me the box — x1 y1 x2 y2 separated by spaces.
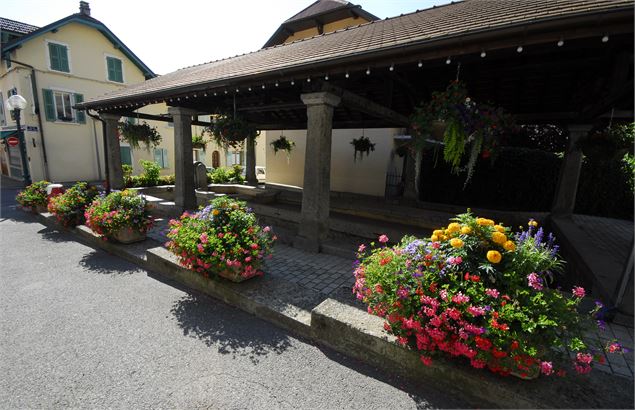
6 94 32 186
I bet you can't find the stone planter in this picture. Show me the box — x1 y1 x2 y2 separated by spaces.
109 226 146 244
217 266 260 283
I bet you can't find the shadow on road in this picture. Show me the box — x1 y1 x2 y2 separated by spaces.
78 249 137 275
37 227 77 244
170 293 292 364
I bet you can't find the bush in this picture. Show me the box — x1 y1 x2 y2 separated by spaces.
47 182 98 227
158 174 175 185
354 213 625 378
16 180 50 208
166 197 276 280
84 190 153 237
139 160 160 186
123 161 170 188
207 165 245 184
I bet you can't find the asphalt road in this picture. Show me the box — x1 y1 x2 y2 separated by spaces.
0 178 467 409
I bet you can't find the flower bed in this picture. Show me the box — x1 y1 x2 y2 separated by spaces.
16 180 50 212
84 190 154 242
166 197 276 282
353 212 625 378
47 182 98 227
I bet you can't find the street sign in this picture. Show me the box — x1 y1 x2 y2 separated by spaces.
6 136 19 147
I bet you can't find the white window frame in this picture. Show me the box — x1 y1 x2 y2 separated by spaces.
104 53 125 84
44 39 72 73
49 87 80 124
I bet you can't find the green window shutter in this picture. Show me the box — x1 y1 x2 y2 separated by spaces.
42 89 56 121
107 57 123 82
153 148 163 166
49 43 69 72
48 43 60 70
58 45 69 72
120 146 132 166
74 94 85 123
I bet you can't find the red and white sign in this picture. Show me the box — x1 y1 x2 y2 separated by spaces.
6 136 19 147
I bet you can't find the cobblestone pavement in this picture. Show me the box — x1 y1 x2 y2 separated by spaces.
147 214 634 379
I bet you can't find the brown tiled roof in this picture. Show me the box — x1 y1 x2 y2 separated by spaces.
285 0 352 23
83 0 633 108
0 17 39 35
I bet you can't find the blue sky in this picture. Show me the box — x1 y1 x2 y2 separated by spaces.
3 0 451 74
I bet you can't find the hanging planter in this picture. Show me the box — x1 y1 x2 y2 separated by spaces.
270 135 295 162
118 121 162 150
351 135 376 162
192 134 208 150
577 124 632 162
206 115 259 149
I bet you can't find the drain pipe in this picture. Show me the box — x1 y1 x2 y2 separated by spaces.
7 59 50 180
86 110 110 194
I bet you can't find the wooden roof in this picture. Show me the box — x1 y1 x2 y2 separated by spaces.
81 0 634 111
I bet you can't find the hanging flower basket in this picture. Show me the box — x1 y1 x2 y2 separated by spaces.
206 116 259 149
270 135 295 161
192 134 208 150
118 121 162 150
577 124 632 162
429 120 447 141
351 136 376 162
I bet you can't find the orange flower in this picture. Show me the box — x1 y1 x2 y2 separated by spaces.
487 250 502 264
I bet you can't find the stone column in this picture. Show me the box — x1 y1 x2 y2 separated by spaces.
293 92 341 252
100 113 123 190
168 106 197 211
551 124 592 217
245 135 258 185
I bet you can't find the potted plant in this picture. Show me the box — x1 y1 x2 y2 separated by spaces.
270 135 295 161
16 180 51 213
166 196 276 282
192 134 208 150
351 136 376 162
47 182 98 227
118 121 162 150
354 213 625 379
577 122 633 162
84 190 154 243
206 115 259 149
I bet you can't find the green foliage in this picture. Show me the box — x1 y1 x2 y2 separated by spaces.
351 136 376 162
47 182 98 227
158 174 175 185
270 136 295 156
118 121 162 150
139 160 160 186
205 116 259 149
16 180 50 208
84 189 153 237
124 161 166 188
122 164 133 181
166 196 276 280
207 165 245 184
192 134 208 150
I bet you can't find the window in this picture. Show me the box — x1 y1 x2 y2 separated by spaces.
106 56 123 83
120 146 132 166
154 148 169 168
226 150 243 166
42 89 85 123
48 42 70 73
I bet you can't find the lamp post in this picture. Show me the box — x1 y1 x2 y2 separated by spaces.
6 94 31 186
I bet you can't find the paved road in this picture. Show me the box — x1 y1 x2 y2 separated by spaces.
0 179 466 409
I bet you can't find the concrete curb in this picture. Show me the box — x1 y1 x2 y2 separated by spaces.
33 212 635 409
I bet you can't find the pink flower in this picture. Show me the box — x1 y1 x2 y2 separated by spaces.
263 226 271 233
527 272 543 291
431 242 441 249
439 289 449 302
540 361 554 375
576 352 593 365
199 233 208 243
197 244 204 253
608 342 622 353
572 286 586 298
451 292 470 304
467 306 485 317
485 288 500 298
245 256 252 263
378 234 389 244
358 244 366 253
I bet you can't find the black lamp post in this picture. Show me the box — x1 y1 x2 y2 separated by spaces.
6 94 32 186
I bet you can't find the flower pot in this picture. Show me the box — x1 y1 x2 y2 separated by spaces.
430 120 447 141
110 227 146 244
217 265 261 283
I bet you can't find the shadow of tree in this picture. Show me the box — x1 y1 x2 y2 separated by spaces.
170 293 292 364
37 227 77 243
78 249 137 275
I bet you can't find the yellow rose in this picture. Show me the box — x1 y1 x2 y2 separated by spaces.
477 218 494 226
447 223 461 233
433 229 444 237
487 250 502 264
450 238 464 248
431 234 439 242
461 226 472 235
212 209 220 216
494 225 505 233
503 240 516 251
491 231 507 245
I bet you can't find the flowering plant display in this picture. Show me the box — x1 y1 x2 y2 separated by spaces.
206 115 259 149
118 121 162 150
84 190 154 238
410 81 515 184
166 196 276 281
16 180 50 209
270 135 295 158
353 212 625 378
47 182 98 227
351 135 376 162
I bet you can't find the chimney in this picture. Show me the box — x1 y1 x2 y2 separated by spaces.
79 1 91 16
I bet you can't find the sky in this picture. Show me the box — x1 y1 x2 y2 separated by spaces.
3 0 452 75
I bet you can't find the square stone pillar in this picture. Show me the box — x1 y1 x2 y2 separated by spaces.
100 113 124 190
294 92 341 252
245 135 258 185
168 106 198 211
551 124 592 217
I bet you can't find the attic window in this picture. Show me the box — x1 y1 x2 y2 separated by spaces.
106 56 123 83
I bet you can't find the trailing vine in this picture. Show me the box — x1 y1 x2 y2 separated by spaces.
118 121 162 150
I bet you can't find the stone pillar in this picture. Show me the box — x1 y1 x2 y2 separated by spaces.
552 124 591 217
168 106 197 211
245 135 258 185
100 113 123 190
293 92 341 252
403 151 418 200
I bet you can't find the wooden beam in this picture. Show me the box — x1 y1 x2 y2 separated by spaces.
319 81 409 126
237 102 305 113
102 110 213 127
